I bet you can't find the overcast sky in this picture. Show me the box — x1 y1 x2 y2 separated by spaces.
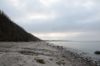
0 0 100 40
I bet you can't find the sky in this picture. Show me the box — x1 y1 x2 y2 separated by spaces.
0 0 100 41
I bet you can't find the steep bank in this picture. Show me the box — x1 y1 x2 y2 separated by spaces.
0 11 40 41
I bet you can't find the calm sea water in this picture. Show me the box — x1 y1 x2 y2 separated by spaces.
48 41 100 61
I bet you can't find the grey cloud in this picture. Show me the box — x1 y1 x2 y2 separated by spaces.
0 0 100 41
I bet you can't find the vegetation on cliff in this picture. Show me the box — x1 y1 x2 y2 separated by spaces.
0 10 40 41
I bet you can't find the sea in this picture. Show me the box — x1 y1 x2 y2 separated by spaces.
47 41 100 61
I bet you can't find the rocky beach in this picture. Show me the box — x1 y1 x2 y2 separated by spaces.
0 42 99 66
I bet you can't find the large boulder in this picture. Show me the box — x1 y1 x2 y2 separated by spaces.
0 10 40 41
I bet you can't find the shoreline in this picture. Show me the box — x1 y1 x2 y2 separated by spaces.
46 42 100 66
0 42 99 66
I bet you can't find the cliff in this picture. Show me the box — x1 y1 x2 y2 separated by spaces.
0 10 40 41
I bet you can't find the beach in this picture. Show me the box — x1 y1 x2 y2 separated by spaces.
0 42 99 66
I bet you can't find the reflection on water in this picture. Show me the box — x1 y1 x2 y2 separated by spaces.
47 41 100 60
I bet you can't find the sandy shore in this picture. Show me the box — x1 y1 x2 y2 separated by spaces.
0 42 99 66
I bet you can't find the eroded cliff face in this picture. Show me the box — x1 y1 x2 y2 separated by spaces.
0 11 40 41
